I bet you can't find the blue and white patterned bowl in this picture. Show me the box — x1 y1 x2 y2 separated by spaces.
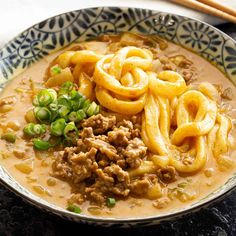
0 7 236 227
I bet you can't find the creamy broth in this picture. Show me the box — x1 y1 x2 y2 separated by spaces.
0 35 235 218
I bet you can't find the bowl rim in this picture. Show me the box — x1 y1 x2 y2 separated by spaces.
0 6 236 224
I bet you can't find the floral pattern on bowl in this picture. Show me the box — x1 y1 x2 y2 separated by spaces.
0 7 236 226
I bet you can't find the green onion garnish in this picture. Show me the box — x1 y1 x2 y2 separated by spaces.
50 118 66 136
23 123 35 136
23 123 46 137
58 81 74 95
24 81 100 150
33 139 51 150
82 99 91 112
37 89 53 106
58 106 70 118
1 133 16 143
67 204 81 214
49 103 58 111
107 198 116 208
68 111 78 122
64 122 78 140
71 97 85 111
57 95 71 108
70 90 83 100
35 107 52 123
51 66 61 74
86 102 99 117
76 109 86 122
47 89 57 103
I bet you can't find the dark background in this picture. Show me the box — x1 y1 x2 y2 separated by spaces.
0 23 236 236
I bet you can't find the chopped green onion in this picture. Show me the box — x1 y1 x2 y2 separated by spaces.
33 139 50 150
23 123 35 136
33 124 46 135
107 198 116 208
35 107 52 123
50 110 59 122
71 97 85 111
59 81 74 95
49 103 58 111
50 118 66 136
1 133 16 143
57 95 71 108
32 97 39 106
51 66 61 74
58 106 70 118
37 90 53 106
70 90 83 100
86 102 99 117
68 111 78 122
67 204 81 214
33 137 61 150
64 122 78 140
23 123 46 137
47 89 57 103
94 105 100 115
82 99 91 112
76 109 86 122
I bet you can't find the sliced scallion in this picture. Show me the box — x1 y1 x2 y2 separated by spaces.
57 95 71 108
1 133 16 143
58 81 74 95
58 106 70 118
49 103 58 111
35 107 52 123
76 109 86 122
37 89 53 106
23 123 35 136
67 204 81 214
50 118 66 136
107 198 116 207
64 122 78 140
82 99 91 112
86 102 99 117
68 111 78 122
23 123 46 137
33 139 50 150
51 66 61 74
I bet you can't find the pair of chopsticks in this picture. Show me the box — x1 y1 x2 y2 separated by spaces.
170 0 236 24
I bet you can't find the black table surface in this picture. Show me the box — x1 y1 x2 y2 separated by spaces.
1 23 236 236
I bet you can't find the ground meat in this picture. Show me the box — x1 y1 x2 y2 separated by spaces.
153 197 170 209
117 119 133 129
80 127 94 139
104 164 130 183
130 178 151 196
82 114 116 134
52 147 98 183
123 138 147 169
108 126 130 146
85 138 119 160
85 165 130 205
52 113 154 205
85 187 105 205
157 166 177 183
68 193 85 205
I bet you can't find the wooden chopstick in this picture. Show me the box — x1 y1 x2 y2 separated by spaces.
170 0 236 24
198 0 236 18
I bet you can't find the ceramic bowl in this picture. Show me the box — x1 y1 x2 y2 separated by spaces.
0 7 236 227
